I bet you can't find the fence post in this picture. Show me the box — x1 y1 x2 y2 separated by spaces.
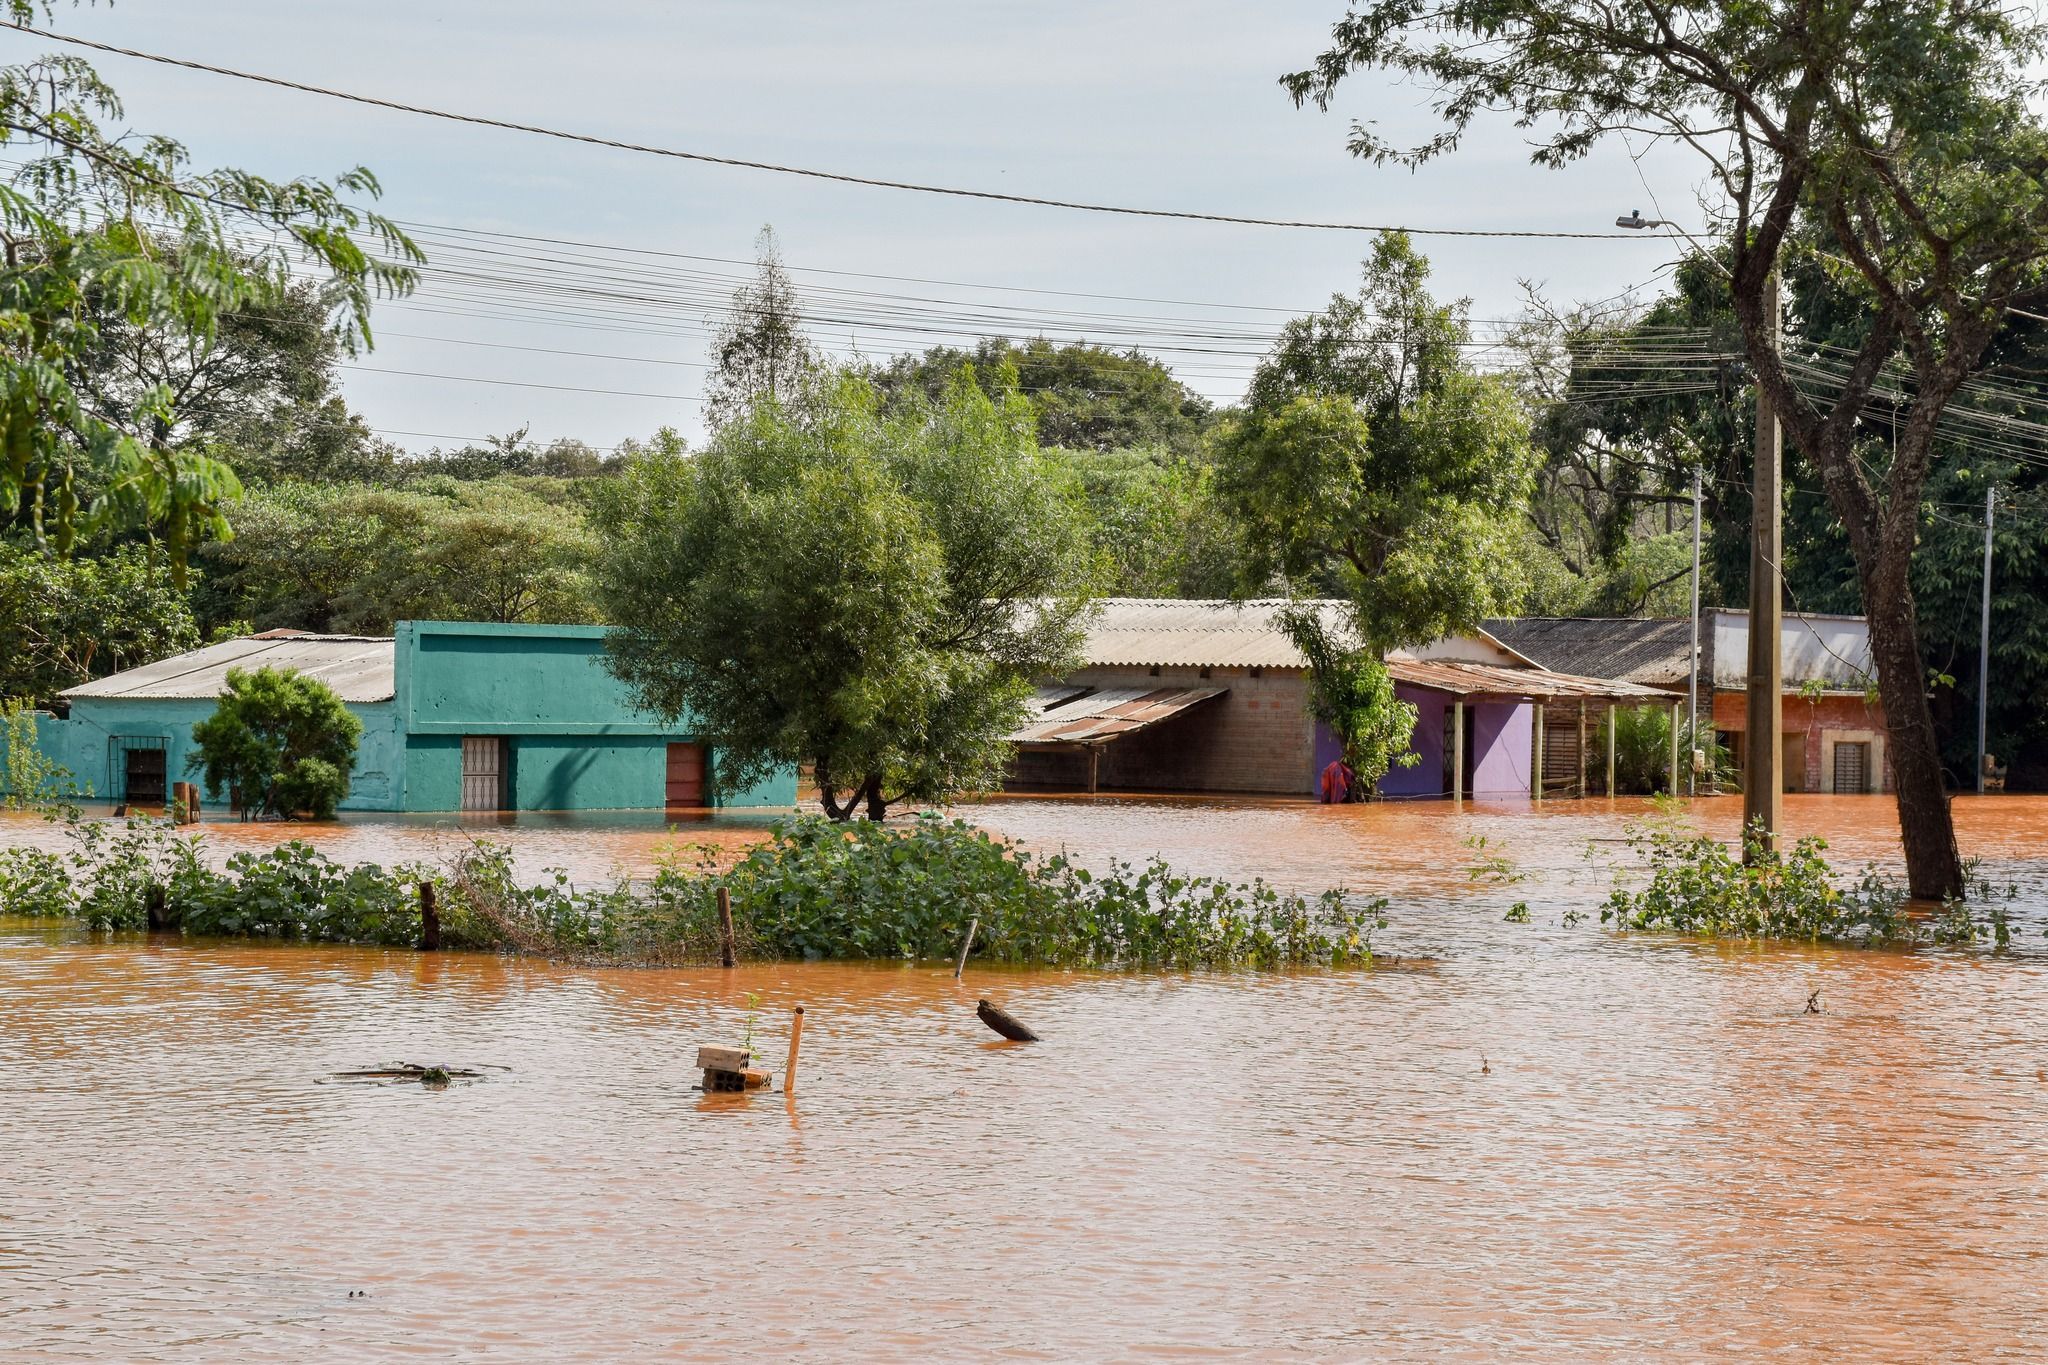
718 885 736 968
418 881 441 951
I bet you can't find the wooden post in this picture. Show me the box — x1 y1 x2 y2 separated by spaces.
1577 699 1588 799
1669 701 1683 795
1531 703 1545 800
954 914 978 979
1451 699 1465 803
1086 745 1100 794
1606 703 1617 797
418 882 440 951
783 1006 805 1093
717 885 736 968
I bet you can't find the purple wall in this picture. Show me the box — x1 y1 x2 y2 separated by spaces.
1471 702 1532 796
1377 686 1447 797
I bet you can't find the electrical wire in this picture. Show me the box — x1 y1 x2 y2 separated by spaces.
4 22 1688 241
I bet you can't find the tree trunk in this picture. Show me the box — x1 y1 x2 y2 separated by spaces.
816 761 854 822
1860 546 1965 901
861 774 889 822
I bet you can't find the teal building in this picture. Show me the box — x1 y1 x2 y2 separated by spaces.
35 621 796 814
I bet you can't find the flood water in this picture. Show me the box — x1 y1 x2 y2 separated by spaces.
5 794 2048 1359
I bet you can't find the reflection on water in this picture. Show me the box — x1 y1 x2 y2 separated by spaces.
4 794 2048 1358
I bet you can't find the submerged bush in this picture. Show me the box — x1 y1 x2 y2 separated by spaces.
1 811 1380 969
1602 821 2014 948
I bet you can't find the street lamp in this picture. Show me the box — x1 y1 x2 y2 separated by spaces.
1614 210 1674 230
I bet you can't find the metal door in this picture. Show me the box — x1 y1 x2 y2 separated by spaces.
461 736 506 811
1833 741 1869 794
123 744 168 808
665 742 706 806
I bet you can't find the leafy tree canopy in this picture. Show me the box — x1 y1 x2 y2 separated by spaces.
0 39 419 574
871 337 1216 456
187 666 362 820
0 537 198 704
592 366 1100 820
1216 232 1539 648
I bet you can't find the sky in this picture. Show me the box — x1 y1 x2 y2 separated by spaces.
18 1 1705 452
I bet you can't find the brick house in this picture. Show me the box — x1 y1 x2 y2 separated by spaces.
1007 600 1672 798
1486 611 1891 794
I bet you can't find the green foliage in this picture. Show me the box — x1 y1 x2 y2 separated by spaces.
0 539 200 704
0 48 418 573
1047 445 1244 597
871 337 1216 457
1283 605 1417 789
198 478 599 633
15 808 1381 970
187 667 362 819
1602 823 1914 944
592 367 1100 819
705 226 821 428
2 698 81 808
1216 233 1538 644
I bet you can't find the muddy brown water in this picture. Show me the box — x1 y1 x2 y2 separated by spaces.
5 794 2048 1359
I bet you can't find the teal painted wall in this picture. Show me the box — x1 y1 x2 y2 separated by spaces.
18 622 797 814
395 622 796 811
29 699 404 813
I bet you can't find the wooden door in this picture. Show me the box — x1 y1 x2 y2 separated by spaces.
461 736 506 811
665 742 706 807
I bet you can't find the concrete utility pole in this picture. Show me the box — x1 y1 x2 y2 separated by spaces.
1743 269 1784 855
1977 485 1996 794
1688 467 1702 798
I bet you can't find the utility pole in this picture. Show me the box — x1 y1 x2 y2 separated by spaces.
1688 467 1702 798
1743 268 1783 854
1977 485 1996 794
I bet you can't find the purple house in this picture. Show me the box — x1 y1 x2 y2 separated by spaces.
1005 600 1676 799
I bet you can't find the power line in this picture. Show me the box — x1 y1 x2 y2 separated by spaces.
6 22 1683 241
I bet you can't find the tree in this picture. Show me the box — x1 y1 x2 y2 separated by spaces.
198 479 600 634
1287 0 2048 898
1216 233 1539 647
1283 605 1418 792
0 39 419 575
592 367 1099 820
1048 444 1244 597
0 538 198 704
871 338 1216 456
187 666 362 819
704 226 819 428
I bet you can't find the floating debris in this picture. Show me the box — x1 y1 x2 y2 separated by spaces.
331 1063 491 1087
1806 989 1823 1015
976 999 1039 1042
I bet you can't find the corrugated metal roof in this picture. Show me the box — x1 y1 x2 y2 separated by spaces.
1009 685 1228 746
1077 599 1351 669
1386 658 1672 702
1481 617 1695 687
63 632 396 703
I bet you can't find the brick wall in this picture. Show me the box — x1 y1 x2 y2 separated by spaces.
1709 689 1891 793
1010 667 1316 796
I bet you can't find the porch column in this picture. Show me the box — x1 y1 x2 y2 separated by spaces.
1451 698 1464 803
1086 745 1101 795
1668 701 1683 795
1577 699 1588 799
1606 703 1617 797
1531 702 1545 801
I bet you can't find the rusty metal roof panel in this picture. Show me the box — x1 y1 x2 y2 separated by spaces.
1385 659 1670 702
64 632 397 703
1009 686 1228 745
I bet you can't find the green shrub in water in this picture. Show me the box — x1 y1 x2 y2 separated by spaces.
8 810 1380 969
1602 821 2016 948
